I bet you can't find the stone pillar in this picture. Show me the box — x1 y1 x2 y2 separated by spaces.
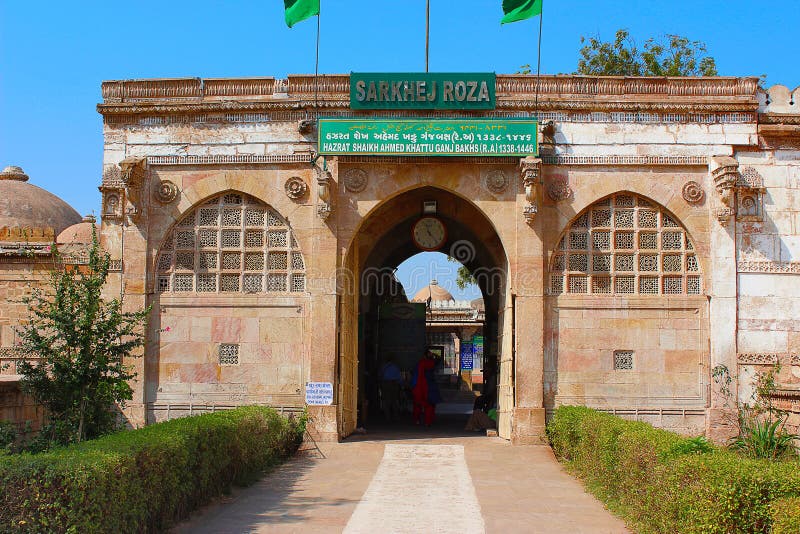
306 157 340 442
706 156 739 442
512 157 547 444
100 158 149 429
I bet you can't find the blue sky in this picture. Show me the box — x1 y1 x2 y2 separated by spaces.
1 1 796 299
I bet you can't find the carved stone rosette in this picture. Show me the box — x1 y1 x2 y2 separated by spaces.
681 181 705 205
520 156 541 223
316 167 332 220
484 169 509 195
343 168 368 193
546 176 572 202
710 156 739 225
284 176 308 200
153 179 179 204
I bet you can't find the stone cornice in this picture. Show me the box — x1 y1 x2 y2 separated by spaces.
98 74 760 120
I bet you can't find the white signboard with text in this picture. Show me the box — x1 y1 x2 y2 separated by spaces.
305 382 334 406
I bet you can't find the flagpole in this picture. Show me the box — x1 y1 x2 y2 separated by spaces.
534 9 543 119
314 5 321 118
425 0 430 72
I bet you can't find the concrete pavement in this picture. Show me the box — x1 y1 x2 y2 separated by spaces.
173 421 630 534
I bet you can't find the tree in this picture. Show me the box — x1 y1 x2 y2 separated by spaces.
15 230 149 445
447 255 477 291
576 29 718 77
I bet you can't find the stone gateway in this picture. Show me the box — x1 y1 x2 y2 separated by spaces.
5 74 797 444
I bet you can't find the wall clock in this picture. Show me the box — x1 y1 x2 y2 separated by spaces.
411 216 447 251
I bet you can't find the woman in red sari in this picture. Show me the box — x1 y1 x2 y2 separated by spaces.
411 352 441 426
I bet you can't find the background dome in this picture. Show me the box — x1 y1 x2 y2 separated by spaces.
0 166 82 236
57 215 98 245
412 280 455 302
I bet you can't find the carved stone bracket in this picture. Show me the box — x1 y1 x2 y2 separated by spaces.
520 156 541 223
315 164 332 220
709 156 739 226
709 158 767 225
119 157 148 222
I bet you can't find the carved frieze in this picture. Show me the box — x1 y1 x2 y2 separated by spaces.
343 168 368 193
520 157 541 223
737 261 800 274
484 169 509 195
681 181 705 205
738 353 779 365
153 180 179 204
284 176 308 200
737 353 800 366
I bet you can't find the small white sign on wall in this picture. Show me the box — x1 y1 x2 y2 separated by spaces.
305 382 334 406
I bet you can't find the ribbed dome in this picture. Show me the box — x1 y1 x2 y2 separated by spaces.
412 280 455 302
0 166 82 237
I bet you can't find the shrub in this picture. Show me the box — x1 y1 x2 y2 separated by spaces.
0 406 303 533
771 497 800 534
731 417 798 460
547 406 800 533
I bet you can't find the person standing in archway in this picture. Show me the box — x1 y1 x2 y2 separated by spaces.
379 354 403 422
411 351 441 427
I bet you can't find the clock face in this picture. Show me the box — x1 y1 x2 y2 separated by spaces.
412 216 447 251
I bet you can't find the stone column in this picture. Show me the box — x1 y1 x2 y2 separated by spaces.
706 156 739 442
512 157 547 444
306 157 340 441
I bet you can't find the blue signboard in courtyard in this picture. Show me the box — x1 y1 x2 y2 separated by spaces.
461 342 474 371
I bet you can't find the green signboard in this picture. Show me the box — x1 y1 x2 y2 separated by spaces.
351 73 495 110
318 119 538 157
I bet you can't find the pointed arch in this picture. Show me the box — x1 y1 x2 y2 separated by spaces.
548 192 702 296
154 191 306 294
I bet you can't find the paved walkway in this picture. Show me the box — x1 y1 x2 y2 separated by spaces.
173 425 630 534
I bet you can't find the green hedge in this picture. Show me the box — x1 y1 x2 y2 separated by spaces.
0 406 303 533
547 406 800 534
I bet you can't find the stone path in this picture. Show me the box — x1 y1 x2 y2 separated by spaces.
344 444 485 533
173 430 630 534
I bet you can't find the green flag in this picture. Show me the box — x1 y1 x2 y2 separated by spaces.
501 0 542 24
285 0 319 28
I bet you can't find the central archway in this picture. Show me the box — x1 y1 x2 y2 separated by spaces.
338 186 512 438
